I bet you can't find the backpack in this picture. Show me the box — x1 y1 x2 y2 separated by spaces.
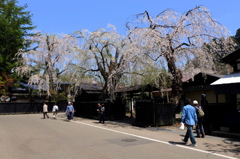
100 106 105 114
197 107 204 118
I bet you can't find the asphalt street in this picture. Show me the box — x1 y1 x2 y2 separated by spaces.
0 113 239 159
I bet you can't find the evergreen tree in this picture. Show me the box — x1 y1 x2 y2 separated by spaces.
232 28 240 48
0 0 35 76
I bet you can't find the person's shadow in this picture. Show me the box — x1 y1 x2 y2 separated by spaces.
168 141 187 146
168 134 187 146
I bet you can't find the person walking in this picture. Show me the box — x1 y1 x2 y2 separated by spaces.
66 102 74 121
43 103 49 119
52 103 59 119
180 99 198 147
97 103 105 123
193 100 205 138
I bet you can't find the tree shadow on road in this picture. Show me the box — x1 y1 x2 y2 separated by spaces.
203 138 240 157
89 118 145 130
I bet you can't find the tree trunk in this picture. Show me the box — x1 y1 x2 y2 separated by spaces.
165 53 183 106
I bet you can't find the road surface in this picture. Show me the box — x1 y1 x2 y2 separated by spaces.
0 113 239 159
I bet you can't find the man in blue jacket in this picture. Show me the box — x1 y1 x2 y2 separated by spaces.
66 102 75 121
180 99 198 147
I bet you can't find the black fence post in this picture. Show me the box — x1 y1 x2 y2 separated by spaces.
201 94 210 134
105 98 111 120
153 100 156 126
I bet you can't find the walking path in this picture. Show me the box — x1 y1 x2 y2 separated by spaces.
58 113 240 159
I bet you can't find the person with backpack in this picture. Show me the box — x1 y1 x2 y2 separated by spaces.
97 103 105 123
193 100 205 138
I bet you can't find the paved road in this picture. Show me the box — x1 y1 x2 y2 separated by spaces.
0 113 239 159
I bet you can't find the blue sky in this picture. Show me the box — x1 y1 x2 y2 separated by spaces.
18 0 239 36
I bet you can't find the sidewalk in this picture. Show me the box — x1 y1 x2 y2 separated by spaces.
57 113 240 159
59 113 240 140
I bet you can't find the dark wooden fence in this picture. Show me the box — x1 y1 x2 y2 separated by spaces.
204 103 240 134
74 101 125 120
0 101 126 121
135 100 175 126
0 102 67 114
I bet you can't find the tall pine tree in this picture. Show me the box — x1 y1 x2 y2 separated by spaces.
232 28 240 48
0 0 35 76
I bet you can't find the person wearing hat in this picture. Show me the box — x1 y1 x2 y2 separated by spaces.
180 99 198 147
193 100 205 138
66 102 74 121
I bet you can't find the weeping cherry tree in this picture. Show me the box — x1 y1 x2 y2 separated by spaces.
14 33 79 100
74 25 142 100
127 6 236 105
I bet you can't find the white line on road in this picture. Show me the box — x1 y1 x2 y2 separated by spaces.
74 120 238 159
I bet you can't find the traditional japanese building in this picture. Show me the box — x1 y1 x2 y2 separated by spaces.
210 48 240 134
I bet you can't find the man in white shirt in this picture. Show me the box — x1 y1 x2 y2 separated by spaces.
52 104 59 119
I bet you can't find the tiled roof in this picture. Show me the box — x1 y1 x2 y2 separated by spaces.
115 85 159 93
79 83 102 91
